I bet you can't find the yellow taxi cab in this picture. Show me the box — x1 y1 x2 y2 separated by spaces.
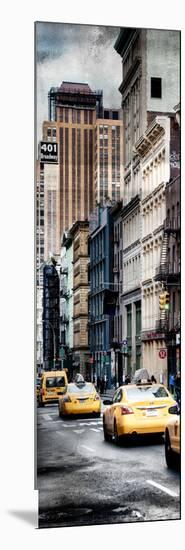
58 380 101 417
103 382 177 444
39 370 68 406
165 404 180 468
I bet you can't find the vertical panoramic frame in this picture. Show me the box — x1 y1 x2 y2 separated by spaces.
35 22 181 529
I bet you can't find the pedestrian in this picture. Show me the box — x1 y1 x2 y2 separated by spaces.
175 371 181 405
151 375 157 384
125 375 131 385
100 378 104 394
169 372 175 395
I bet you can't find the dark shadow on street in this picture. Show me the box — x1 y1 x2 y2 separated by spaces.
7 510 38 527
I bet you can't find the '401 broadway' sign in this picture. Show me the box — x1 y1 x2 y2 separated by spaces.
39 141 58 163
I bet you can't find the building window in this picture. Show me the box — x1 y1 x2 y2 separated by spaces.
113 111 119 120
151 77 162 99
84 111 88 124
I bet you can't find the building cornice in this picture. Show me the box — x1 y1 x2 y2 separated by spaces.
70 220 89 236
114 28 138 57
135 121 165 158
141 234 153 244
121 194 140 218
119 57 142 98
123 239 140 254
121 285 141 298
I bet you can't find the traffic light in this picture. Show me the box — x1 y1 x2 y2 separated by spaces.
159 291 170 310
159 292 166 310
164 291 170 310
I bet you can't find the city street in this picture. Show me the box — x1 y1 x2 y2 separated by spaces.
37 401 180 529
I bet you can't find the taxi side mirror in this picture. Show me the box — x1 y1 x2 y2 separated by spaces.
168 405 179 415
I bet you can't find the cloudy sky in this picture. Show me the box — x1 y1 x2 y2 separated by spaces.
35 22 122 143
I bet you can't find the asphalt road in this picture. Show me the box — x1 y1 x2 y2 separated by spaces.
37 402 180 529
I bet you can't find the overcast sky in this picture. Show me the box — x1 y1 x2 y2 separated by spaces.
35 22 122 144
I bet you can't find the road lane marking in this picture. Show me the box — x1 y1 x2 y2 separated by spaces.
77 419 102 426
81 445 95 452
41 414 52 421
146 480 179 498
73 429 86 434
62 424 76 428
91 428 101 432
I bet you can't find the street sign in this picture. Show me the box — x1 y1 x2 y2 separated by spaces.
39 141 58 163
159 349 167 359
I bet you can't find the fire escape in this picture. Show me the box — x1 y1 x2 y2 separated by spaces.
154 215 180 333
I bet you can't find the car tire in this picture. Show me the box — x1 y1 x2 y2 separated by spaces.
94 412 101 418
103 418 111 442
114 420 121 445
58 407 63 418
165 430 175 469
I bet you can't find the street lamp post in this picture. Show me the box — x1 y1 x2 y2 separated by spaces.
43 319 56 370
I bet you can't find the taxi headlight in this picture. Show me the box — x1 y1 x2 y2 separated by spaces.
63 396 71 403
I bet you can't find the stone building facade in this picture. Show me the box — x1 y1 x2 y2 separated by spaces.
114 27 180 379
135 116 171 384
70 221 90 378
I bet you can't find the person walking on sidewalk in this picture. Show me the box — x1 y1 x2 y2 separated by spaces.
169 372 175 395
175 371 181 405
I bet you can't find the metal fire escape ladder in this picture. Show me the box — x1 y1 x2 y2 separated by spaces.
159 232 169 325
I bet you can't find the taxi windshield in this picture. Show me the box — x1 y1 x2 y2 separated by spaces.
46 376 66 388
68 383 95 394
126 385 169 402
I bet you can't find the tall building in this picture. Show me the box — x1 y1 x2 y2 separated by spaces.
46 82 103 238
135 116 171 384
89 205 115 388
60 231 74 375
70 220 90 379
114 27 180 377
36 160 45 372
153 106 180 383
95 109 123 205
43 263 60 371
111 202 124 386
41 82 123 252
36 160 45 285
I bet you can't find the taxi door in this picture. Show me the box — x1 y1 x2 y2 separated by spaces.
107 388 123 435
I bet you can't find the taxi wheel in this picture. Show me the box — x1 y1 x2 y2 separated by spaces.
94 412 101 418
103 419 112 442
165 431 175 469
114 420 121 445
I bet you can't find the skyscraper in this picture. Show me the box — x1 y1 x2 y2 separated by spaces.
41 82 123 253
